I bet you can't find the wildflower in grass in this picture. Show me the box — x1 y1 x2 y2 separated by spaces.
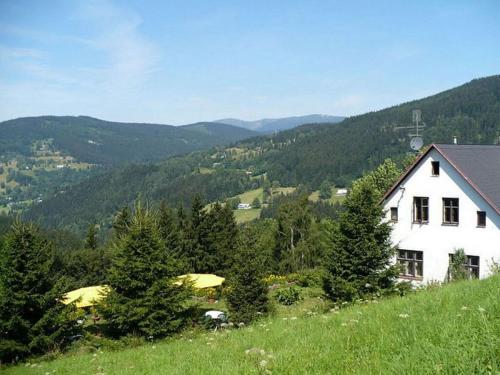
259 360 268 368
291 316 298 320
478 306 486 313
350 319 359 323
461 306 468 310
398 313 410 319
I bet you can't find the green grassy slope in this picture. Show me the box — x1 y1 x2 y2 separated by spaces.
5 276 499 374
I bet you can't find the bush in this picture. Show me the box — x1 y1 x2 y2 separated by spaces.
449 248 468 281
287 268 325 287
275 286 303 305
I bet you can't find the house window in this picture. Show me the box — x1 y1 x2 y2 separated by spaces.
413 197 429 223
431 161 440 176
390 207 398 222
449 254 480 279
477 211 486 227
397 250 423 278
443 198 459 224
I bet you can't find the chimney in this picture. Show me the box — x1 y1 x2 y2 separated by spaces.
453 136 457 145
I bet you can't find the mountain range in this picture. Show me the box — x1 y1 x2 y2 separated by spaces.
216 114 344 133
0 116 259 166
24 75 500 232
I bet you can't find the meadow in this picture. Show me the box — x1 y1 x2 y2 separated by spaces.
4 275 499 374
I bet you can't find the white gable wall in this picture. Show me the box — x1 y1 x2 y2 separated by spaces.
384 148 500 283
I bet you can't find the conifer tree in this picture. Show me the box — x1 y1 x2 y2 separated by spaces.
323 160 401 302
112 206 131 239
0 221 81 362
319 179 332 200
99 205 191 338
84 223 98 250
226 247 270 324
206 203 238 274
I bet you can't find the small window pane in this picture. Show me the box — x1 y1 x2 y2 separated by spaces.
390 207 398 222
431 161 440 176
477 211 486 227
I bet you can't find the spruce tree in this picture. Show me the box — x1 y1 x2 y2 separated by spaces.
0 221 81 363
323 161 401 302
84 223 98 250
112 206 131 239
226 247 270 324
319 179 332 200
99 205 191 338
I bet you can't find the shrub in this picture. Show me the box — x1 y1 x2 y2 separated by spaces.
287 268 325 287
275 286 303 305
449 248 468 281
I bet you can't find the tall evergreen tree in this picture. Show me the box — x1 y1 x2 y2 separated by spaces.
226 247 270 324
0 221 81 362
206 203 238 275
323 160 401 302
84 223 98 250
99 205 191 338
112 206 131 239
319 179 332 200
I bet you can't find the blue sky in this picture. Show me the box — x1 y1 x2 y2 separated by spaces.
0 0 499 124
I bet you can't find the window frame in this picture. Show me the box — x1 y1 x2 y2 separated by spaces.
442 198 459 225
390 207 398 222
431 161 440 176
413 197 429 224
448 253 480 279
477 211 486 227
397 249 424 279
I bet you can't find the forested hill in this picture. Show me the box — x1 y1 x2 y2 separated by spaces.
26 75 500 232
0 116 258 165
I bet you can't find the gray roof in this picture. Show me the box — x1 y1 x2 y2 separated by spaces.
435 144 500 213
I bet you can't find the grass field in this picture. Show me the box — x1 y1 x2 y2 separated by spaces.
308 187 346 204
4 275 499 374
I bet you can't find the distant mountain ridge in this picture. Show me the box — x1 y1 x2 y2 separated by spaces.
216 114 345 133
0 116 258 165
26 75 500 232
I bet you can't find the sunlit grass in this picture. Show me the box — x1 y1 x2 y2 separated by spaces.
4 275 499 374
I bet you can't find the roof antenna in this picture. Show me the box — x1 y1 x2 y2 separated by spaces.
453 136 458 145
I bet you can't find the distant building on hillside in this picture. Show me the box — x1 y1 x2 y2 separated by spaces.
237 203 252 210
336 188 348 196
382 144 500 283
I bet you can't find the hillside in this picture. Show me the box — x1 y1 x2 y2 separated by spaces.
4 275 499 374
217 114 344 133
0 116 258 166
26 75 500 231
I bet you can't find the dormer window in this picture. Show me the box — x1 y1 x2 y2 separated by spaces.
431 161 440 176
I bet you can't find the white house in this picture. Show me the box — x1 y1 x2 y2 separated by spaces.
237 203 252 210
382 144 500 283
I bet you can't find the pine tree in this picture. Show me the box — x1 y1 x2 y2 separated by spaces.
112 206 131 239
226 247 270 324
99 205 191 338
84 223 98 250
0 221 81 362
206 203 238 274
323 161 401 302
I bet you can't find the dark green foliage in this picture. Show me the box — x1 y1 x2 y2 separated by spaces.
251 197 261 208
59 247 111 289
275 286 302 305
449 248 468 281
226 247 270 324
84 224 98 250
237 219 278 275
0 116 257 166
323 161 402 302
319 180 332 200
112 207 132 240
0 221 82 362
98 204 192 338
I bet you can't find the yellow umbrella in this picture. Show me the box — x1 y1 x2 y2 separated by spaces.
176 274 225 289
61 285 110 308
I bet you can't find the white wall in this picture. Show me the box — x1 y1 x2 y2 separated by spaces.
384 149 500 283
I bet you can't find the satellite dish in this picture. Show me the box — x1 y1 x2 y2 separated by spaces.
410 136 423 151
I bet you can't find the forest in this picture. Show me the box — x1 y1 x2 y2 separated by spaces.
26 75 500 233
